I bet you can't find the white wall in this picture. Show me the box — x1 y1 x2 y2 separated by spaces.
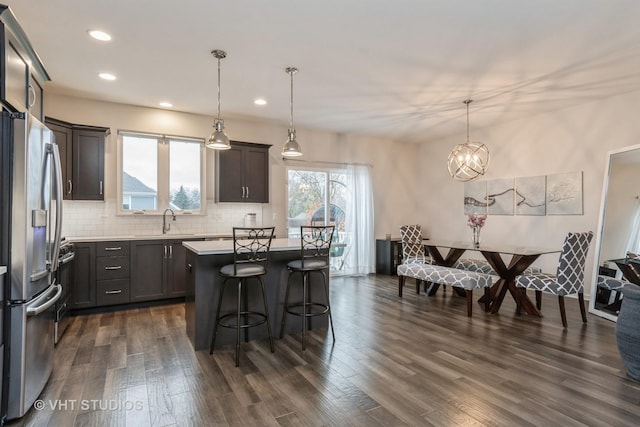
46 94 421 239
418 92 640 297
48 90 640 297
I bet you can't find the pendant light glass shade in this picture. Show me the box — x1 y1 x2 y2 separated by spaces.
282 128 302 157
447 99 489 181
281 67 303 157
206 49 231 150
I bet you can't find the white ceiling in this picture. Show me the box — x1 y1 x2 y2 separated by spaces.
4 0 640 142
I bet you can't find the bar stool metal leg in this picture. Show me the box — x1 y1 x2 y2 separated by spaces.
321 270 335 342
236 279 242 367
302 271 308 351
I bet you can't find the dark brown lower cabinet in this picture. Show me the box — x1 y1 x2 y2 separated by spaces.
167 240 190 297
71 238 202 310
130 238 203 302
130 240 167 302
70 242 96 309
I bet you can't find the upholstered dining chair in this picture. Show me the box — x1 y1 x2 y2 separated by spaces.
399 224 431 265
399 224 433 295
515 231 594 327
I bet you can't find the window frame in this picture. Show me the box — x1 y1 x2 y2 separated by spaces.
116 130 206 215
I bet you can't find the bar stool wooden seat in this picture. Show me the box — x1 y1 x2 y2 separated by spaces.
210 226 275 367
280 225 335 350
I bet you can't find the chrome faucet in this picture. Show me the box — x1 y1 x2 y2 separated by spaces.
162 208 176 234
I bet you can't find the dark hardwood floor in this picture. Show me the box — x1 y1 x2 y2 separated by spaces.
9 274 640 426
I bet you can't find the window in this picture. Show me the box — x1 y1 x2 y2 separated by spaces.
118 131 205 214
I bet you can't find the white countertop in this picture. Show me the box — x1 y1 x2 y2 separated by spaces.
183 238 301 255
0 266 6 276
67 233 235 243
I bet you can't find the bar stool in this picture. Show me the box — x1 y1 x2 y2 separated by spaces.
280 225 335 350
210 226 275 367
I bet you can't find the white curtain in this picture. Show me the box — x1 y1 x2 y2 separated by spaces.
339 164 375 275
626 202 640 254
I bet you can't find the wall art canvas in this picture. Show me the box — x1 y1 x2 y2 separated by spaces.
464 180 488 215
515 175 546 216
487 178 515 215
546 171 583 215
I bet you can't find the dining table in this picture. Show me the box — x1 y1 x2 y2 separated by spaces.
610 258 640 285
423 240 561 316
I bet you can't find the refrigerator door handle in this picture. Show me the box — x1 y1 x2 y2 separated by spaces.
48 142 64 272
26 284 62 316
30 270 49 282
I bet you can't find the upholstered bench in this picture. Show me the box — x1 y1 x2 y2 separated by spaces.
397 263 492 316
454 258 542 275
595 274 629 314
597 275 630 291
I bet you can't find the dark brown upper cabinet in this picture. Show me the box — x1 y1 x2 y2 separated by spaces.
45 117 109 200
1 5 50 121
215 141 271 203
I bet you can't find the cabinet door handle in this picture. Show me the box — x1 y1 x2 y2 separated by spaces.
104 266 122 270
164 245 167 259
169 245 173 258
68 180 73 195
241 186 245 198
28 84 36 108
104 247 122 251
105 289 122 295
246 186 249 198
99 180 103 195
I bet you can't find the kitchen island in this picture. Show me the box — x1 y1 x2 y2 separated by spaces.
183 238 330 351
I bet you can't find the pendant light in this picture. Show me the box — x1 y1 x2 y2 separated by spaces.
206 49 231 150
447 99 490 181
281 67 303 157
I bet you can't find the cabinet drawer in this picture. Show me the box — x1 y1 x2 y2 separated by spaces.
96 279 130 306
96 256 130 280
97 241 130 257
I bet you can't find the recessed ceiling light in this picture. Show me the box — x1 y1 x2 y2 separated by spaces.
88 30 111 41
159 102 173 108
98 72 116 81
254 98 267 106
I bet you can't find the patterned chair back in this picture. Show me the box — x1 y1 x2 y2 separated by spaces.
231 226 275 274
556 231 594 294
300 225 335 268
399 225 425 261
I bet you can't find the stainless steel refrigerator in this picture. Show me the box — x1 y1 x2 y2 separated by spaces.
1 111 63 420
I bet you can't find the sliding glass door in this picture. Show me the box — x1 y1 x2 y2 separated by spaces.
287 168 348 272
287 164 375 276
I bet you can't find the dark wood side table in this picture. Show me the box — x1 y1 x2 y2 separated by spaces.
376 238 403 275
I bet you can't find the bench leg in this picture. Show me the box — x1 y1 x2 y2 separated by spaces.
427 282 441 296
415 279 421 295
466 290 473 317
398 275 406 297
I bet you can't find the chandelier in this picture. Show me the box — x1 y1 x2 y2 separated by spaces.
447 99 490 181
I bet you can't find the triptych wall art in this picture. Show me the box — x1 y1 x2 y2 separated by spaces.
464 171 583 216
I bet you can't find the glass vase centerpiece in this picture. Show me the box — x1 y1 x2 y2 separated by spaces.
467 213 487 247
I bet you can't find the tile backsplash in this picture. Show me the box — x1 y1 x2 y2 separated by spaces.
62 200 267 238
